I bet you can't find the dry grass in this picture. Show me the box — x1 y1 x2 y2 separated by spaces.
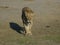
0 0 60 45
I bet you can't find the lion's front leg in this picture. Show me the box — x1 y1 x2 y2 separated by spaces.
24 23 32 36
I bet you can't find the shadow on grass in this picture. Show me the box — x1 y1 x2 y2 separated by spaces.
9 22 25 35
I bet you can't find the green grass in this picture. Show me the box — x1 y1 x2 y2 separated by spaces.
17 36 37 45
42 35 60 43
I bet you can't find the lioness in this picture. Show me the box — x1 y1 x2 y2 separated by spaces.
21 7 34 36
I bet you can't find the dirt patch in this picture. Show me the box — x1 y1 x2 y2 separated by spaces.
0 6 9 8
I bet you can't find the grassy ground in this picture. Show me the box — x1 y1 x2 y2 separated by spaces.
0 0 60 45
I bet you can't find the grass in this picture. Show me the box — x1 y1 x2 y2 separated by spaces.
0 0 60 44
41 35 60 43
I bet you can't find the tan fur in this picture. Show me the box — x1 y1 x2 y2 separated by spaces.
21 7 34 35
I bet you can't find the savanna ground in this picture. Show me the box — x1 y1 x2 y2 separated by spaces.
0 0 60 45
